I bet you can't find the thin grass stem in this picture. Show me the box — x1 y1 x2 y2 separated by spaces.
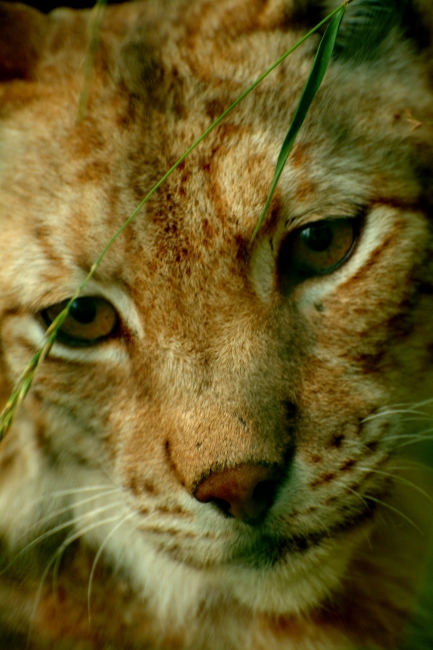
76 0 107 122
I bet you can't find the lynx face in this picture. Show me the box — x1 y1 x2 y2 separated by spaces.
0 0 433 648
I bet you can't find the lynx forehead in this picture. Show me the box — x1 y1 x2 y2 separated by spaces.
0 0 433 648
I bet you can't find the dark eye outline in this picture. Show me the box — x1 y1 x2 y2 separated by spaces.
277 215 362 288
40 296 120 347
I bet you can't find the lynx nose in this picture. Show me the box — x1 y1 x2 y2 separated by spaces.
194 465 281 523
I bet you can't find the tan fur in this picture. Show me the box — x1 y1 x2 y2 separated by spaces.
0 0 433 648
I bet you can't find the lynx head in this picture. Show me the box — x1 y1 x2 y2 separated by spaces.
0 0 433 647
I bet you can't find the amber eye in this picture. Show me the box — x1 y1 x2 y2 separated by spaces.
41 297 118 346
278 217 359 285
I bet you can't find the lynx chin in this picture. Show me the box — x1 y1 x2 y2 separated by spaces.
0 0 433 648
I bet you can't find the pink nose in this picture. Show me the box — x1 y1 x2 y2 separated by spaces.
194 464 281 523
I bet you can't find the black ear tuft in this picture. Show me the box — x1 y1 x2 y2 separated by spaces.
333 0 407 62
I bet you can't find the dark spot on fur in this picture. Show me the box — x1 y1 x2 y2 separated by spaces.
143 481 158 494
128 476 141 496
340 459 356 471
330 434 345 449
310 472 335 488
205 99 226 121
158 505 191 517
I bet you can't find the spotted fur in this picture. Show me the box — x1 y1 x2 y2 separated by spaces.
0 0 433 648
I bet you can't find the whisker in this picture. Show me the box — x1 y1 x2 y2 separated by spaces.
380 432 433 443
356 466 433 504
332 478 370 510
363 411 433 424
397 435 433 450
14 488 122 547
362 400 433 424
2 501 124 576
27 513 123 647
390 462 433 477
362 494 422 534
87 511 136 621
373 425 433 451
29 484 116 504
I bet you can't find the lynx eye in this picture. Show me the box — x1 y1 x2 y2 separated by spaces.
278 217 358 283
41 297 118 346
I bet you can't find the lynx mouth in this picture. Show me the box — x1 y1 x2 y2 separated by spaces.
228 504 377 568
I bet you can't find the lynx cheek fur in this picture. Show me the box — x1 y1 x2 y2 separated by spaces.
1 0 433 648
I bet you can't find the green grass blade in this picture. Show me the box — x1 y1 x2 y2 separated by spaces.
250 6 346 241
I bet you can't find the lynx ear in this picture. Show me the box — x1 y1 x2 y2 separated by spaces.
332 0 405 61
302 0 432 62
0 2 48 82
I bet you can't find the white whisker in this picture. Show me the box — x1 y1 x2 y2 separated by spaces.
356 466 433 504
363 410 432 423
27 513 123 647
397 435 433 450
87 511 136 621
15 488 122 547
362 399 433 424
2 501 124 576
332 478 369 509
362 494 422 534
29 484 116 504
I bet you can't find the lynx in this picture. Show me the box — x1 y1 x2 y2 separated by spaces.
0 0 433 648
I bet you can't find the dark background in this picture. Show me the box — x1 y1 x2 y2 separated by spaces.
4 0 127 12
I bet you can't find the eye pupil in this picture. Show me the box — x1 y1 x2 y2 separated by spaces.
70 298 97 324
301 223 333 252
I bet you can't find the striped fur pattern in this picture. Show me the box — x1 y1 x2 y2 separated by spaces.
0 0 433 647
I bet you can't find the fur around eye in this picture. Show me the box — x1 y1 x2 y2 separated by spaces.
278 217 359 284
41 297 118 346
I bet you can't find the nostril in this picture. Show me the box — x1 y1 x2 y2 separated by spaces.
194 464 282 524
209 497 232 517
252 479 279 504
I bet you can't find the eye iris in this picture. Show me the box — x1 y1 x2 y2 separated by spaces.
70 298 97 324
41 296 118 346
301 223 333 252
277 216 360 290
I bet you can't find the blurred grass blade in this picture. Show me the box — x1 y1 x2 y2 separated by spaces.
77 0 107 122
250 6 346 241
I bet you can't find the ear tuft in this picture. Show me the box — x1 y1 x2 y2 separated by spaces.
0 2 48 82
